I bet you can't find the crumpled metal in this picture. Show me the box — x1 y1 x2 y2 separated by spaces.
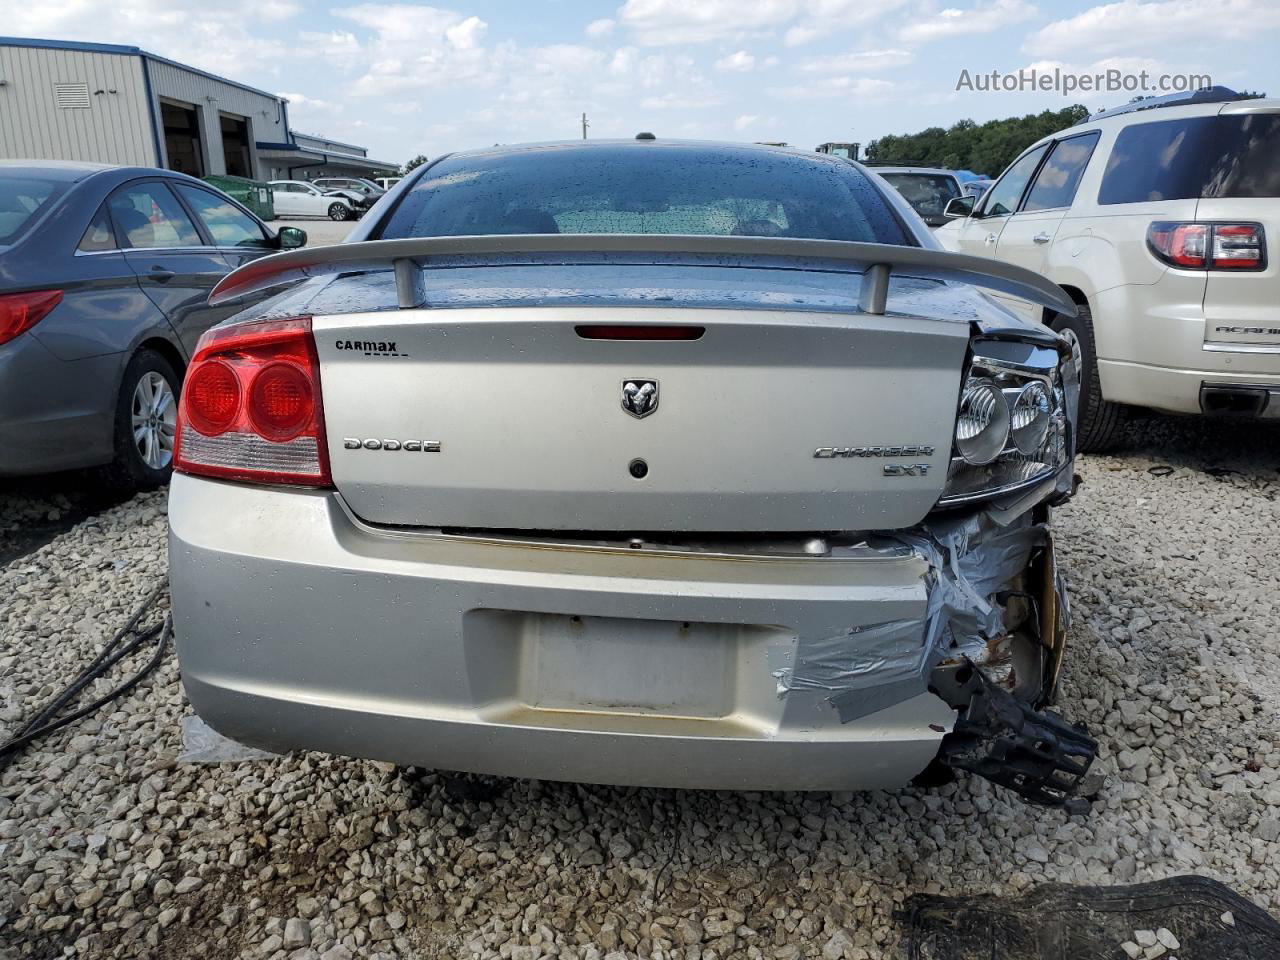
774 511 1047 723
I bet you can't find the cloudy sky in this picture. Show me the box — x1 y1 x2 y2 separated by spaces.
5 0 1279 169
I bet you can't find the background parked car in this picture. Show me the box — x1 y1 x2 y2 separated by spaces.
944 87 1280 449
0 160 306 487
312 177 386 213
268 180 355 221
870 166 965 228
375 176 403 191
963 178 994 199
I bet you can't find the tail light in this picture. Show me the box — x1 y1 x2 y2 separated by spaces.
1147 222 1266 270
174 316 331 487
0 290 63 346
1212 224 1265 269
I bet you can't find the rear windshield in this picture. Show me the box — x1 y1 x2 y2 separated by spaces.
1099 114 1280 204
879 173 961 222
0 174 66 244
378 145 911 245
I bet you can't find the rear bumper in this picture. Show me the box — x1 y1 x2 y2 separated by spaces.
169 474 959 791
1092 279 1280 415
0 335 118 476
1098 358 1280 416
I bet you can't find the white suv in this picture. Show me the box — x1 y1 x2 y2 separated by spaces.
945 87 1280 450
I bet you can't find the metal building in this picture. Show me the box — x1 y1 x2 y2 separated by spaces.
258 131 400 182
0 37 397 182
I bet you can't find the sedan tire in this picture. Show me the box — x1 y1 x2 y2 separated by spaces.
328 203 351 222
103 349 181 490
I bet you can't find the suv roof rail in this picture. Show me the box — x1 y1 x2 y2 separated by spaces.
1079 86 1244 124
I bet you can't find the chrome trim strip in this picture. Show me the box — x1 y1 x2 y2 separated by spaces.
1203 342 1280 355
934 464 1057 508
332 494 912 564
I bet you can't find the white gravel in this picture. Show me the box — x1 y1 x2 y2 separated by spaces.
2 416 1279 960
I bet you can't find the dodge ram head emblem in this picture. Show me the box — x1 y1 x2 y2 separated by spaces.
621 379 659 419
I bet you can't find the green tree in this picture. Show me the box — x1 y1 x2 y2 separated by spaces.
864 105 1089 176
401 154 430 177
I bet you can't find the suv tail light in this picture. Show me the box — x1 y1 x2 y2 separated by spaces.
0 290 63 346
1147 222 1266 270
1212 224 1265 269
174 316 331 487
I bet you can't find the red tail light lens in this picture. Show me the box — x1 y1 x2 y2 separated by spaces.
1212 224 1264 269
175 316 331 487
1147 222 1207 267
1147 222 1266 271
0 290 63 346
184 361 240 436
249 363 315 441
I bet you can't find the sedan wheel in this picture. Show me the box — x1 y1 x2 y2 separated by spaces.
102 348 182 491
131 371 177 470
328 203 350 222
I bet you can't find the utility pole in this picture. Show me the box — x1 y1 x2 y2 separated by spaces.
582 113 589 139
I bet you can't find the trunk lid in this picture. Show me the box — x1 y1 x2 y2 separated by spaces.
1199 105 1280 347
1198 196 1280 347
312 265 969 533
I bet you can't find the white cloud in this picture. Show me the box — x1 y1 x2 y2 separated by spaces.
445 15 487 49
585 17 616 37
797 49 913 72
715 50 757 71
734 113 760 129
899 0 1037 44
530 44 608 74
617 0 910 46
276 91 329 108
330 4 498 95
768 75 895 100
784 25 820 45
619 0 796 45
1024 0 1280 58
0 0 297 74
640 91 724 109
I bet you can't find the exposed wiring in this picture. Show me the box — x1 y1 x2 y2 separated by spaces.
0 584 171 773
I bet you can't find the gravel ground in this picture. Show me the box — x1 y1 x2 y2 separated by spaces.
2 415 1279 960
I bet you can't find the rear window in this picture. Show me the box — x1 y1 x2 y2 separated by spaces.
379 145 911 245
0 174 66 244
879 173 961 222
1099 114 1280 204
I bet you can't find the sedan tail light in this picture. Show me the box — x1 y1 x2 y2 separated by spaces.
0 290 63 346
1147 222 1266 270
174 316 332 487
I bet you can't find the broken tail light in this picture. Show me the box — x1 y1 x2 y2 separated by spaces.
938 339 1074 508
1147 221 1266 270
174 316 332 487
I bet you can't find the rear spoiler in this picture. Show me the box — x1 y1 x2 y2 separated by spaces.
209 234 1076 317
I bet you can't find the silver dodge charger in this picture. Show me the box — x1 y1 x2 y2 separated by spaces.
169 139 1097 810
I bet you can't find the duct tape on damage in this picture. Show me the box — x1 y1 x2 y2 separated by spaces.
178 715 283 764
773 512 1047 723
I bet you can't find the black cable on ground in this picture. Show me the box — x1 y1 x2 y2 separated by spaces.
0 585 171 774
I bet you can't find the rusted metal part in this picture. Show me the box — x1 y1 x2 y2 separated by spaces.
1036 532 1071 706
